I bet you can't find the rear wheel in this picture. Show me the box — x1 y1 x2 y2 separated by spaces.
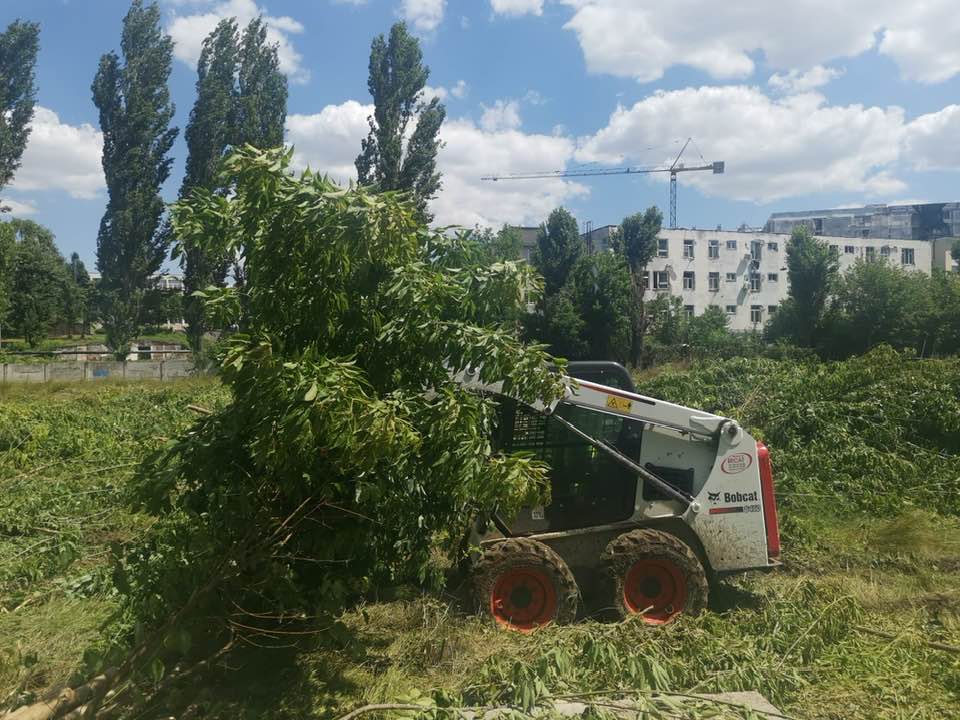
473 538 579 631
602 529 708 624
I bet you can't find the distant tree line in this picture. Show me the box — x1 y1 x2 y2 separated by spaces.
482 208 960 367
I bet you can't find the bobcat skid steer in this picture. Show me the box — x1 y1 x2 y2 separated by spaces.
463 362 780 631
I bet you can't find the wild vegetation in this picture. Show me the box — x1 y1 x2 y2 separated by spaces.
2 349 958 719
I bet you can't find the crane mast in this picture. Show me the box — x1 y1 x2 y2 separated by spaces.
481 137 724 229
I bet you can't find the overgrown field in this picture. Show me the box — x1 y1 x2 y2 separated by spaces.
1 351 959 719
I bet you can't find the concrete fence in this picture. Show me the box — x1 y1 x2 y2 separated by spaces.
1 359 196 384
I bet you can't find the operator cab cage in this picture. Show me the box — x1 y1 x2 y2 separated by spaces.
492 361 705 536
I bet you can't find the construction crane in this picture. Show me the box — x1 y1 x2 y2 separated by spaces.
481 138 724 229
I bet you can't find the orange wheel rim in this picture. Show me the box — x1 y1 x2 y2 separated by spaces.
491 567 557 631
623 559 687 624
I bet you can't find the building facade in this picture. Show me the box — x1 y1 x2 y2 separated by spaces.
582 226 932 331
764 202 960 242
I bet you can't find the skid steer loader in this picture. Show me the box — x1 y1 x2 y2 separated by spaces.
462 362 780 631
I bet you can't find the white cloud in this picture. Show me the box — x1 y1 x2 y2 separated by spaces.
400 0 446 32
167 0 309 84
576 86 909 203
1 198 38 216
286 100 372 183
523 89 546 105
559 1 960 84
903 105 960 171
768 65 844 94
490 0 544 16
423 85 448 102
433 119 586 228
11 107 104 200
286 100 584 229
423 80 467 103
480 99 522 132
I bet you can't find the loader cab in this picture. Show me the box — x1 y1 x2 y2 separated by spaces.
496 363 643 535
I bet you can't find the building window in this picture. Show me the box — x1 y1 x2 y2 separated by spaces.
880 246 891 258
708 271 720 291
844 245 856 254
767 272 779 282
750 305 763 323
902 248 915 265
768 305 778 315
684 305 695 319
767 241 779 252
725 272 737 282
683 239 695 258
682 271 695 290
726 239 737 250
641 271 650 290
861 229 870 238
814 218 823 234
708 240 720 258
653 270 670 290
751 241 762 261
830 244 839 257
658 238 669 257
865 246 876 260
750 274 761 292
725 305 737 315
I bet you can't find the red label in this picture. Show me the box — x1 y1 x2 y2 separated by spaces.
721 453 753 474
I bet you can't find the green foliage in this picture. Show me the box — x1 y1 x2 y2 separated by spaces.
117 147 565 679
473 225 523 263
767 226 838 348
5 220 68 347
636 347 960 518
91 0 178 357
614 207 662 368
175 16 288 348
532 208 583 296
356 22 445 220
0 18 39 192
821 258 932 357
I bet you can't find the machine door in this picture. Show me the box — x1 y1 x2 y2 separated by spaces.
499 399 641 534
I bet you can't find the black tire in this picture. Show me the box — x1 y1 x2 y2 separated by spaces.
602 528 708 623
472 538 579 631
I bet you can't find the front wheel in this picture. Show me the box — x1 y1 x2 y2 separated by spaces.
472 538 579 631
602 529 708 624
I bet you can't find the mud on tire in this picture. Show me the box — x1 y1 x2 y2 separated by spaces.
602 528 708 624
472 538 579 631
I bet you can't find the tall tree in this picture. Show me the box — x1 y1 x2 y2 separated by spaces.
177 18 239 351
235 17 287 150
92 0 178 356
355 22 445 219
774 225 839 348
615 207 662 367
62 252 91 337
7 219 66 347
0 19 39 195
533 207 583 295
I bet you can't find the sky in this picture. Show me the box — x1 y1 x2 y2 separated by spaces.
2 0 960 270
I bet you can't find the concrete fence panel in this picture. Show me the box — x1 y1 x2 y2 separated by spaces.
0 359 199 384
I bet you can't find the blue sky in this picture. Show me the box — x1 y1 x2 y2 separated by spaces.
2 0 960 269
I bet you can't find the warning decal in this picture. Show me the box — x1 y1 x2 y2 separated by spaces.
606 395 633 413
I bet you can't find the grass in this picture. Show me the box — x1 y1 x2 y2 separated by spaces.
0 378 228 705
0 330 191 353
1 357 959 719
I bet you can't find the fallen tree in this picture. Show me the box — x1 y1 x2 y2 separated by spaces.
4 146 564 719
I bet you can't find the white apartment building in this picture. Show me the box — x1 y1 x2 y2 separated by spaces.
583 226 933 331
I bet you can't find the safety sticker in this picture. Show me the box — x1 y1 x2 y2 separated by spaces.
606 395 632 413
721 453 753 474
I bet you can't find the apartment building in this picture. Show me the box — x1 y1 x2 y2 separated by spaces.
582 226 932 331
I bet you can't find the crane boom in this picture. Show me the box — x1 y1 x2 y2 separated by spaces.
480 137 724 228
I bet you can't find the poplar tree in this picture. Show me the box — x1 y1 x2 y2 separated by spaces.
355 22 445 220
92 0 177 356
616 207 662 367
0 19 40 194
177 18 238 351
